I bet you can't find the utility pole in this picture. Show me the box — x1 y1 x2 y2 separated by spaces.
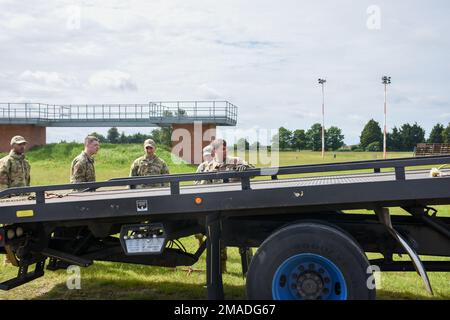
318 78 327 159
382 76 391 159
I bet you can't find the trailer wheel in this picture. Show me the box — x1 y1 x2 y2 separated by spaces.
246 222 375 300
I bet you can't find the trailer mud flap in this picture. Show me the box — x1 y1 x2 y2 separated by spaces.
375 207 433 295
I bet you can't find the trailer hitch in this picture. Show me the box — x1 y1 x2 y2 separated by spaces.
375 207 433 295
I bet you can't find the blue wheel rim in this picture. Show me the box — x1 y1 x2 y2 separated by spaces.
272 253 348 300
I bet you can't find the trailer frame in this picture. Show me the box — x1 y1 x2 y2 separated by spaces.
0 155 449 299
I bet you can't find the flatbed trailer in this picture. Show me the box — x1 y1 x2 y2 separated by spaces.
0 156 449 300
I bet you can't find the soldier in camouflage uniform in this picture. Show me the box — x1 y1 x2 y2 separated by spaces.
204 139 254 182
0 135 31 192
70 135 99 185
194 145 215 185
129 139 170 188
203 139 255 273
196 145 214 173
194 145 215 247
0 136 31 265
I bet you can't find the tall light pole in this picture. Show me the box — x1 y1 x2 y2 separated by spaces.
318 78 326 159
382 76 391 159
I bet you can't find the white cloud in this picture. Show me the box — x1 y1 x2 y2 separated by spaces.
196 84 222 99
0 13 35 30
439 113 450 120
0 0 449 144
57 42 104 57
289 110 319 120
426 95 449 107
347 114 364 121
88 70 138 91
18 70 78 87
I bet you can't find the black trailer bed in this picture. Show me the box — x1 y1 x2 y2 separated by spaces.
0 156 449 225
0 168 448 204
0 156 449 297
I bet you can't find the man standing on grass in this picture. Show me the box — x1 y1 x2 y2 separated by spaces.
0 135 31 265
205 138 254 180
0 135 31 192
70 135 99 184
194 144 215 248
194 144 215 185
202 139 255 273
129 139 170 188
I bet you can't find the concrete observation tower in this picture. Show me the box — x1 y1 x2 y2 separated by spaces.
0 101 238 164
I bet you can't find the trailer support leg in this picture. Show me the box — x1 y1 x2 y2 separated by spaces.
375 207 433 295
206 212 224 300
239 247 253 277
0 259 46 290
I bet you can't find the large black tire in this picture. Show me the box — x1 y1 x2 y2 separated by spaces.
246 222 376 300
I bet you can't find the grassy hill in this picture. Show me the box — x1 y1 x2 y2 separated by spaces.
0 144 448 300
0 143 196 186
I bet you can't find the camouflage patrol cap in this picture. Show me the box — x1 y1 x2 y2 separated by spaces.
10 135 27 145
144 139 156 149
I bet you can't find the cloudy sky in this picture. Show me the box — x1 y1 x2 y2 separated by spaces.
0 0 449 144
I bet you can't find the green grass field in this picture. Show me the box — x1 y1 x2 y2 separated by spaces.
0 143 448 300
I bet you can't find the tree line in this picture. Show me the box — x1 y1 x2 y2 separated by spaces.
90 120 450 153
359 120 450 152
90 127 173 149
273 121 450 152
271 124 345 151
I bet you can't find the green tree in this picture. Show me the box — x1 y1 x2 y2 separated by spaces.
291 129 307 150
326 126 345 151
175 108 187 117
400 123 425 151
89 132 107 143
119 132 128 144
271 133 280 150
428 123 445 143
151 126 173 148
107 127 120 143
235 138 250 151
306 123 323 151
366 141 381 152
250 141 261 151
387 126 402 151
442 123 450 143
127 133 152 144
360 119 383 149
278 127 293 150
